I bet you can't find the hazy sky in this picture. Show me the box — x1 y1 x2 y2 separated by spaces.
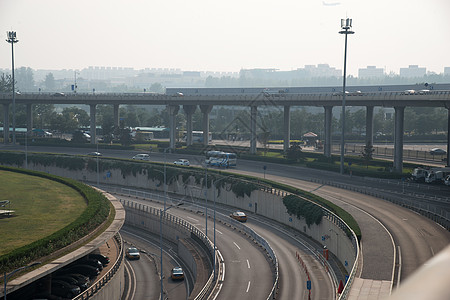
1 0 450 76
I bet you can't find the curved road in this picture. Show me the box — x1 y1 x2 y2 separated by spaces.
118 195 274 300
10 145 450 297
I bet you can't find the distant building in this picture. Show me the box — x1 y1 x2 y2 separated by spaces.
358 66 384 78
444 67 450 76
399 65 426 78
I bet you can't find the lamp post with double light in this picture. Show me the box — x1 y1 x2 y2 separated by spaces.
6 31 18 145
339 18 354 175
4 262 40 300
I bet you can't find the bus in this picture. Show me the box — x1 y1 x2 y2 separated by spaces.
205 151 237 167
185 131 212 143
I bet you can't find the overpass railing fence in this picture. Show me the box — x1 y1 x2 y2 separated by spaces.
331 144 447 163
112 186 279 300
73 233 123 300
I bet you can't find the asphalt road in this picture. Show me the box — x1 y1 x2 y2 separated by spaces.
6 144 450 294
118 195 274 300
121 226 189 300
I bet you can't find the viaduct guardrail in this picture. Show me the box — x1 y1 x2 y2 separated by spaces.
73 234 124 300
111 187 280 300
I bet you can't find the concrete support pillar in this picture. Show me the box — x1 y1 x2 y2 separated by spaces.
3 104 9 144
26 103 33 132
250 106 257 154
394 106 405 172
283 105 290 153
324 106 333 157
113 104 120 130
183 105 197 146
447 108 450 167
167 105 179 149
89 104 97 144
365 106 374 146
200 105 213 146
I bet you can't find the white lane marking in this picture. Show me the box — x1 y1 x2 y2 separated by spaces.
246 281 251 292
215 229 223 234
186 216 199 222
247 259 250 269
233 242 241 250
124 260 137 300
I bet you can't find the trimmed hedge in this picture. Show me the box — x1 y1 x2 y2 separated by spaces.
283 194 323 227
0 166 111 275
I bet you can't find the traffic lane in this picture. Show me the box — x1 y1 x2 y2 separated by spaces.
125 199 275 300
238 166 450 282
121 227 188 300
245 217 334 300
300 182 450 280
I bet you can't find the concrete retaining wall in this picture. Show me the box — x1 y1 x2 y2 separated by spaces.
23 160 357 279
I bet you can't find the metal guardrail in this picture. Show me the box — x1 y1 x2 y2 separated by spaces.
313 178 450 230
261 186 359 299
118 196 217 300
73 233 124 300
114 187 280 300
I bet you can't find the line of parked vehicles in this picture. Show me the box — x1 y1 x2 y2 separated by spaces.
19 253 110 300
411 167 450 185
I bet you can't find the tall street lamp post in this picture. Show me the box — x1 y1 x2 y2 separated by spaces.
6 31 18 145
339 18 354 174
159 203 182 300
212 175 234 281
4 262 40 300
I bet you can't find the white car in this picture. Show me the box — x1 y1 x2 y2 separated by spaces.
132 153 150 161
173 159 190 166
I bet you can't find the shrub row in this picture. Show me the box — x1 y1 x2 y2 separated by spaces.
0 166 111 275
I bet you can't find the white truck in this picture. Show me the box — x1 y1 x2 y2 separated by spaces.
424 167 450 184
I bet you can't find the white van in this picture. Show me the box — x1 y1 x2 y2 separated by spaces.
132 154 150 161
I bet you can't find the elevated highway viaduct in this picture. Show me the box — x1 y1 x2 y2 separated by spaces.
3 83 450 172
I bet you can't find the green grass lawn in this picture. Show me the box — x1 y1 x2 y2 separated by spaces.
0 171 87 256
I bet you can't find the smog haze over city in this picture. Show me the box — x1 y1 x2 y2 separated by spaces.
1 0 450 76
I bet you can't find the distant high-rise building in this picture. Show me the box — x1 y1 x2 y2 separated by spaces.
444 67 450 76
358 66 384 78
399 65 426 78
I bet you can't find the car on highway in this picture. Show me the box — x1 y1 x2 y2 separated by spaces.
126 247 140 260
87 151 102 156
171 267 184 280
230 211 247 222
429 148 446 155
174 159 190 166
132 153 150 160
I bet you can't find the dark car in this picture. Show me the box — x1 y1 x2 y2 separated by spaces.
51 279 80 298
83 259 103 271
65 273 91 291
53 275 83 289
65 265 100 278
89 253 110 265
429 148 446 155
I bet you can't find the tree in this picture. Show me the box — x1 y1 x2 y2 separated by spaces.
0 73 13 92
285 141 304 162
149 82 165 93
44 73 56 90
15 67 35 91
361 142 375 169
